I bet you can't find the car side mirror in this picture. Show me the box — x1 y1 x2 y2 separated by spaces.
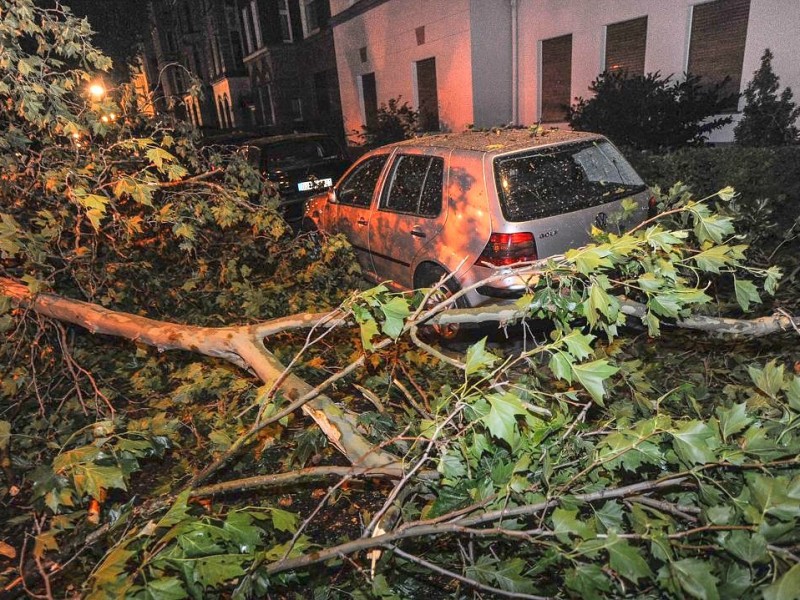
329 188 338 203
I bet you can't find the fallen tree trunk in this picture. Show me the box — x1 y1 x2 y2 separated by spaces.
430 298 798 337
0 278 400 470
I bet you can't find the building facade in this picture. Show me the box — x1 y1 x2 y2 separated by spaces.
331 0 800 144
143 0 344 137
236 0 344 137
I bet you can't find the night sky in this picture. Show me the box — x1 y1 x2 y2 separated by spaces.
62 0 147 78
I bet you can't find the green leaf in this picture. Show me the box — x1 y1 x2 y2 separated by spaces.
141 577 188 600
572 359 619 406
379 296 409 340
607 537 652 583
158 490 192 528
72 464 126 498
692 245 736 273
717 186 736 202
491 558 535 594
549 351 573 383
465 338 499 376
563 331 595 360
551 508 593 541
269 508 297 533
670 558 720 600
763 564 800 600
359 318 379 351
567 245 614 275
565 564 612 600
722 531 768 565
764 266 782 295
734 279 761 312
223 512 261 552
672 420 718 465
0 420 9 450
716 403 752 442
693 212 735 244
748 361 785 399
483 392 526 444
192 554 247 589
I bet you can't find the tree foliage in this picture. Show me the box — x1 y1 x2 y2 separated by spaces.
569 70 737 151
735 48 800 147
359 96 419 147
1 2 800 599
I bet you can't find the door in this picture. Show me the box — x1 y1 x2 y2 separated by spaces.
415 58 439 132
368 152 448 288
328 153 389 278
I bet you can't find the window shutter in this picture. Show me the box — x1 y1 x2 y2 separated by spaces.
541 34 572 123
605 16 647 77
688 0 751 109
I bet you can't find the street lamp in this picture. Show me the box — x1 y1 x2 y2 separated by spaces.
88 82 106 100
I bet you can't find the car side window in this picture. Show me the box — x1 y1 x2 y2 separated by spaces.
381 154 444 217
337 155 388 207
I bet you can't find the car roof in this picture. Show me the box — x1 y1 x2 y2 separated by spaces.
241 132 334 147
389 128 604 155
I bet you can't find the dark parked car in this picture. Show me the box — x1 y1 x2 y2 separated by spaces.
243 133 351 224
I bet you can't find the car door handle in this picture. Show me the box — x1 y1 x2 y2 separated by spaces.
357 217 368 226
410 228 426 238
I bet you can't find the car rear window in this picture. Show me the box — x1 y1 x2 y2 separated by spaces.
255 138 341 170
493 140 646 222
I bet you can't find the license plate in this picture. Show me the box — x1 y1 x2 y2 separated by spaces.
297 178 333 192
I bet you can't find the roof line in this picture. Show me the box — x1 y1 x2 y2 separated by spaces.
330 0 392 27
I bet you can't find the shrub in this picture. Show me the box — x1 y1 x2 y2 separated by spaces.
734 49 800 146
360 96 418 146
569 71 737 151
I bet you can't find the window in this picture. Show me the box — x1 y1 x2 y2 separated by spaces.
291 98 303 121
301 0 329 37
360 72 378 129
250 0 263 49
605 16 647 76
314 71 330 114
416 57 439 131
337 155 388 207
381 155 444 217
540 34 572 122
688 0 750 110
415 26 425 46
241 7 254 54
493 141 645 222
279 0 293 43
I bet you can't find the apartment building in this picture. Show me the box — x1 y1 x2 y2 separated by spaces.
143 0 343 136
331 0 800 144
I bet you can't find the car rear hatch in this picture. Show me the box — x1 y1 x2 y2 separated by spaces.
252 137 350 222
478 139 649 296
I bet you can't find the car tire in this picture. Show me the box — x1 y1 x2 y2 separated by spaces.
416 266 468 342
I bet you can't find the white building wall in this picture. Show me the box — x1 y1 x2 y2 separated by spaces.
517 0 800 143
332 0 475 143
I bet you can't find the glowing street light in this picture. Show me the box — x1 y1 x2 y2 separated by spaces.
88 82 106 100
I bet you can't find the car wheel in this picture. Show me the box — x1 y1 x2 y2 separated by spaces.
417 267 467 342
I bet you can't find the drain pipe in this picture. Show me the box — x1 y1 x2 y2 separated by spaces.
510 0 519 125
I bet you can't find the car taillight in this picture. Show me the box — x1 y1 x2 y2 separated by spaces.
479 232 538 266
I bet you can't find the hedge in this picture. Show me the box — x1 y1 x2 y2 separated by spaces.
625 145 800 216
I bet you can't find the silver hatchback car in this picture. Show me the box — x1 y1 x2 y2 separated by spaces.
305 129 649 309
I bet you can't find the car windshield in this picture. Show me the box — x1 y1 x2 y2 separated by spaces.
255 138 341 170
493 140 646 222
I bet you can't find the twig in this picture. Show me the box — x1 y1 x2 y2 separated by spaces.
387 545 551 600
